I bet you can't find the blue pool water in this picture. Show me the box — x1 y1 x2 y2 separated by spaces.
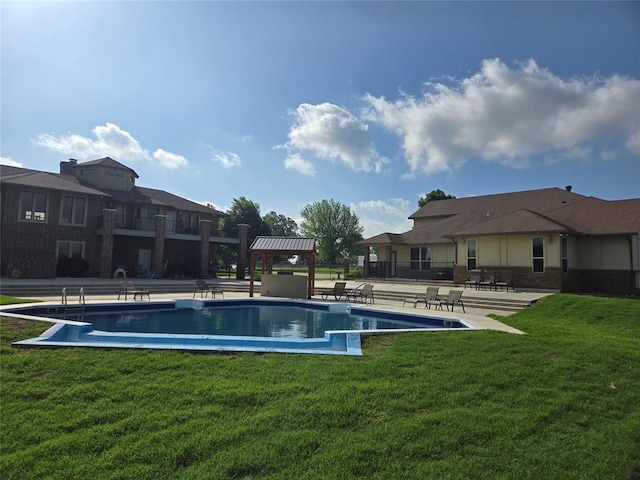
3 298 473 356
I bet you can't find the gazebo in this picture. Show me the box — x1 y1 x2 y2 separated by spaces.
248 236 316 298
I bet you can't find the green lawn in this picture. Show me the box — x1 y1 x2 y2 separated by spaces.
1 294 639 479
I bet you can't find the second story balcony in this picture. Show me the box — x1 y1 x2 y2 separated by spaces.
97 214 236 243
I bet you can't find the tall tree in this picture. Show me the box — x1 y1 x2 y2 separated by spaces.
300 199 364 263
263 211 298 237
418 189 456 208
221 196 270 243
219 197 271 268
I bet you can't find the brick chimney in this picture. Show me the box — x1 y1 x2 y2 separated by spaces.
60 158 78 175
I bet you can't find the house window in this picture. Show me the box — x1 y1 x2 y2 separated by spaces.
561 236 568 274
410 247 431 270
60 195 86 225
532 237 544 273
57 241 85 259
184 213 200 233
104 169 124 178
146 207 160 220
115 205 126 227
20 190 47 222
467 239 477 270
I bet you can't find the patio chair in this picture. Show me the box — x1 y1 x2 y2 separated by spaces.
321 281 347 300
477 270 496 291
349 283 374 304
465 270 482 289
403 286 440 308
438 289 465 313
494 270 514 292
118 281 150 301
193 279 224 298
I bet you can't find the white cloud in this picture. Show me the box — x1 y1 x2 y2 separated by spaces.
283 153 316 177
32 122 188 169
211 150 241 168
281 102 387 174
0 156 22 167
363 58 640 175
152 148 188 169
351 198 413 238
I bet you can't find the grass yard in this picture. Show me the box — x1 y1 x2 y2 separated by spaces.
1 294 639 479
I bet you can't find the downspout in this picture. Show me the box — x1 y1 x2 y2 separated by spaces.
629 234 639 294
452 239 458 266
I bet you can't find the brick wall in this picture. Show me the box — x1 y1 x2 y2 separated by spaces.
454 265 563 290
1 186 102 278
455 264 637 295
578 270 637 296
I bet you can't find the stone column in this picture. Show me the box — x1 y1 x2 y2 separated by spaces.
199 219 211 279
100 209 116 278
236 223 249 280
153 215 166 278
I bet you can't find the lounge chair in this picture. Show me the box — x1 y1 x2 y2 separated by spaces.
193 279 224 298
465 270 482 289
494 270 514 292
321 281 347 300
348 283 374 304
477 270 495 291
403 286 440 308
118 281 150 301
438 290 465 312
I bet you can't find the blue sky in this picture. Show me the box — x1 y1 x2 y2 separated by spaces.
2 1 639 238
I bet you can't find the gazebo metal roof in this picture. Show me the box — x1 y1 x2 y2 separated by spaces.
248 236 317 298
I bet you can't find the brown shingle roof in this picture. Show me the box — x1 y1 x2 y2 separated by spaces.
545 197 640 235
449 209 569 237
409 187 584 220
1 163 226 216
1 166 106 196
357 232 406 246
361 188 640 244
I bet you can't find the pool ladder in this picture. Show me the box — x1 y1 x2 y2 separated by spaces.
61 287 86 319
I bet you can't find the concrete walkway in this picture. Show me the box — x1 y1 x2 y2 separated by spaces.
1 277 555 335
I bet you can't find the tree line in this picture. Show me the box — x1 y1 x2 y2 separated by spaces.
217 190 454 267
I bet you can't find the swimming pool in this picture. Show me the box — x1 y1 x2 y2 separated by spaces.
3 298 476 356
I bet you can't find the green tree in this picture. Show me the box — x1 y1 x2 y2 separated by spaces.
263 211 298 237
300 199 364 264
220 196 271 244
219 197 271 269
418 189 456 208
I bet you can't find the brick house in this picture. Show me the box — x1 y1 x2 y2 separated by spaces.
357 187 640 295
1 157 245 279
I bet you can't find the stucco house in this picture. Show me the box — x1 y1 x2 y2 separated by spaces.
1 157 245 279
357 187 640 295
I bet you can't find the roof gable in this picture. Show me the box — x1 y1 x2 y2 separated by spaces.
76 157 139 178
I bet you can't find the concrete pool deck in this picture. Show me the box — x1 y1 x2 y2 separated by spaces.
1 277 553 335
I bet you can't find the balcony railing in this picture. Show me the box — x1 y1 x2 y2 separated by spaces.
366 261 454 281
98 214 226 236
